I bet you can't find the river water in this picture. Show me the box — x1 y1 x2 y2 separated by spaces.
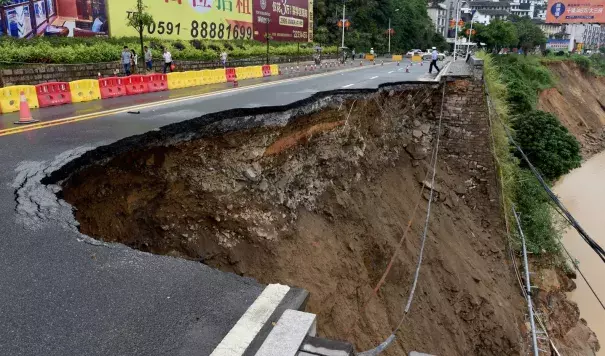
555 150 605 355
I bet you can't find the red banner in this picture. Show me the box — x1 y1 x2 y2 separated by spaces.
252 0 313 42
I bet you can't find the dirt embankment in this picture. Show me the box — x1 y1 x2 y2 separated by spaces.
60 87 527 355
539 61 605 158
536 61 602 355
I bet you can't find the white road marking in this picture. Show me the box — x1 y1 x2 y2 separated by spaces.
370 76 378 79
210 284 290 356
388 71 394 74
342 84 354 88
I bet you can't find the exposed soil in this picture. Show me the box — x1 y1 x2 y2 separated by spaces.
60 88 526 354
536 61 604 355
538 61 605 159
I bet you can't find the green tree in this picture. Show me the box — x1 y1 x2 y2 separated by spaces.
486 20 518 50
126 0 154 66
512 110 581 181
514 18 546 55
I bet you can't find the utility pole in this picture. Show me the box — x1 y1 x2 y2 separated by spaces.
388 9 399 54
453 0 462 60
388 17 391 54
265 19 270 65
341 0 346 49
466 10 475 58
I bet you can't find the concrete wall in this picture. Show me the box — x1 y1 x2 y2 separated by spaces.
438 75 499 223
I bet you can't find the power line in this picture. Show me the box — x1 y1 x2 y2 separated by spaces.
498 117 605 263
512 205 540 356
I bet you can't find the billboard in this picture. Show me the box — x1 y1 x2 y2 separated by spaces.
546 0 605 23
252 0 313 42
107 0 254 40
1 0 109 38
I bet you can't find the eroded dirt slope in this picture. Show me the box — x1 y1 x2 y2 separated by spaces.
539 61 605 158
61 88 525 355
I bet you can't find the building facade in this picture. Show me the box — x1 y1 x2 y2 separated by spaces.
428 3 448 37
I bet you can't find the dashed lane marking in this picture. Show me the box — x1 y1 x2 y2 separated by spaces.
342 84 354 88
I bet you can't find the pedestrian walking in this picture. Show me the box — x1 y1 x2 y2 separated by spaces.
429 47 440 74
220 50 228 67
144 46 153 72
121 46 132 76
162 47 173 74
131 49 138 74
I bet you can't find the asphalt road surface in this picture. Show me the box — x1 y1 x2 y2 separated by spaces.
0 59 447 356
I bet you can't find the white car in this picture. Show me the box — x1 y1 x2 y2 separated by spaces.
422 52 446 61
406 49 423 57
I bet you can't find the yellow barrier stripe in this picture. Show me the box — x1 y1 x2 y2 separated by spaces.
0 63 389 137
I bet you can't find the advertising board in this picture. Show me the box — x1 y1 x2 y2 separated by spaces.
107 0 254 40
546 0 605 24
251 0 313 42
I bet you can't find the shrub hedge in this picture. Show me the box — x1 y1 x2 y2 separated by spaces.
0 36 338 64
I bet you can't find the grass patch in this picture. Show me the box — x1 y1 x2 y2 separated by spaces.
479 51 569 257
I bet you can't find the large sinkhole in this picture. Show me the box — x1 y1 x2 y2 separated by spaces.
54 85 523 355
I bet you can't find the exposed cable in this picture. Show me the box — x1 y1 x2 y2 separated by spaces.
499 121 605 263
483 75 562 356
357 82 446 356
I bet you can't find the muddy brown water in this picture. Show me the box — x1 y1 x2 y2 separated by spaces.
555 150 605 355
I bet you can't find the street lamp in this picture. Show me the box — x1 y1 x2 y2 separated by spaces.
453 0 467 60
465 9 476 58
388 8 400 54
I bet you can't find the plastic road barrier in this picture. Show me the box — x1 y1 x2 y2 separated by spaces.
35 82 72 108
225 67 236 82
0 85 39 113
69 79 101 103
145 74 168 92
269 64 279 76
262 65 271 77
392 55 403 61
99 77 126 99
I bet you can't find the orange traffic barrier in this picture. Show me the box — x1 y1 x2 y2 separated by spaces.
35 82 72 108
99 77 126 99
14 92 38 125
225 68 236 82
233 75 238 88
261 65 271 77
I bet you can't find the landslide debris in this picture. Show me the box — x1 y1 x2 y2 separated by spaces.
539 61 605 158
60 88 525 355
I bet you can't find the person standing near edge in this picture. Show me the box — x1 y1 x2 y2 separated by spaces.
163 47 173 74
429 47 440 74
121 46 132 76
144 46 153 72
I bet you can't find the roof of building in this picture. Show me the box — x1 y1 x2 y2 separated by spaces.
477 9 511 16
470 1 511 8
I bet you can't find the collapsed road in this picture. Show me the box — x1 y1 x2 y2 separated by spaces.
0 60 521 356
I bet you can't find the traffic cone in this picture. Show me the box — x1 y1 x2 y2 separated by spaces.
14 92 38 125
397 61 400 66
373 60 376 65
381 60 384 66
304 65 308 71
360 61 363 66
279 68 282 75
421 61 424 66
233 75 238 88
405 65 410 73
